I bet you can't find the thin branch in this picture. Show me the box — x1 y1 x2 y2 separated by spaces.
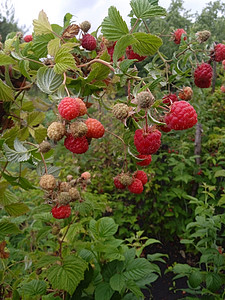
63 72 70 97
129 18 140 34
77 59 115 72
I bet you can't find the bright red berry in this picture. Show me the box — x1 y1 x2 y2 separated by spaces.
126 46 147 62
114 176 126 189
134 128 161 155
81 34 96 51
58 97 80 120
23 35 33 42
172 29 187 44
162 93 178 104
213 43 225 62
128 178 143 194
51 205 71 219
194 63 213 88
64 134 89 154
85 118 105 138
165 101 197 130
136 154 152 166
134 170 148 185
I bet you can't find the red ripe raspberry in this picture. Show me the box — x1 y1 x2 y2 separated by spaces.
172 29 187 44
126 46 147 62
51 205 71 219
134 170 148 185
23 35 33 42
162 93 178 104
58 97 80 120
81 34 96 51
128 178 143 194
114 176 126 189
214 43 225 62
194 63 213 88
165 101 197 130
134 128 161 155
64 134 89 154
159 124 172 133
222 60 225 66
85 118 105 138
136 154 152 166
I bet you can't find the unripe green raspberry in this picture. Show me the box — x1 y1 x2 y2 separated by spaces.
47 122 65 141
112 103 129 120
136 91 155 109
52 225 60 235
119 174 133 186
58 192 72 205
196 30 211 43
39 174 57 190
39 141 51 153
70 121 88 138
69 188 80 200
80 21 91 33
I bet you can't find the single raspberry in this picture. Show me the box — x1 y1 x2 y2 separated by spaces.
194 63 213 88
126 46 147 61
134 170 148 185
39 141 51 153
80 21 91 33
114 176 126 189
58 192 72 205
159 124 172 133
178 87 193 101
136 154 152 166
64 134 89 154
165 100 197 130
112 103 129 120
75 98 87 116
51 205 71 219
59 181 70 192
221 85 225 93
172 29 187 44
134 128 162 155
39 174 57 190
162 93 178 104
213 43 225 62
85 118 105 138
68 187 80 200
81 34 96 51
66 175 73 182
47 122 65 141
58 97 80 120
128 178 143 194
196 30 211 43
70 122 88 138
136 91 154 109
119 173 133 186
81 172 91 180
223 60 225 66
23 35 33 42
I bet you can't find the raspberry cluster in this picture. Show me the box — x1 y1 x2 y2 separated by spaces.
114 171 148 194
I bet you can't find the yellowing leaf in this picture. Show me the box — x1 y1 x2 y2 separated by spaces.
47 38 61 57
33 10 52 35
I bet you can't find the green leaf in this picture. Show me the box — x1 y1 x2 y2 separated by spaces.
36 255 60 268
109 273 125 292
33 10 52 35
32 34 55 58
126 280 144 298
173 263 192 275
54 46 77 74
0 189 17 206
92 217 118 239
27 111 45 126
113 34 135 62
87 51 111 82
20 280 47 297
123 258 153 280
0 79 14 101
95 282 114 300
188 270 203 288
215 169 225 177
34 125 47 143
206 273 222 292
0 52 16 65
64 13 73 28
47 255 87 295
130 0 166 19
47 38 61 57
3 140 31 162
101 6 129 41
0 220 20 237
4 203 29 216
18 60 31 80
37 67 63 94
132 32 162 56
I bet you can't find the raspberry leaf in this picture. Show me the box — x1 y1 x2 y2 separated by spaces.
19 280 47 297
33 10 52 35
113 34 136 62
101 6 129 41
47 38 61 57
0 53 16 65
130 0 166 19
132 32 162 56
54 46 78 74
32 34 55 58
0 79 14 101
37 67 63 94
4 203 30 217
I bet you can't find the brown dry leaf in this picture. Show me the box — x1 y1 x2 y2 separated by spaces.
0 241 9 259
62 24 80 39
